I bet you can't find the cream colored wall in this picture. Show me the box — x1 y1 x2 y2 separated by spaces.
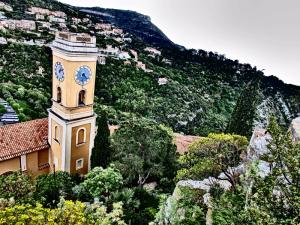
26 151 38 174
50 119 63 171
25 151 49 177
0 158 20 175
70 123 91 174
52 55 96 109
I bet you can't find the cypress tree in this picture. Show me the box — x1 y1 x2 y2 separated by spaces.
226 79 261 138
91 111 111 169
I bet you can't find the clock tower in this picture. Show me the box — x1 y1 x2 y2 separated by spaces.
48 32 98 174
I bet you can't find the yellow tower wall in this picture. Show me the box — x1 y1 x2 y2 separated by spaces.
70 123 91 174
52 55 96 108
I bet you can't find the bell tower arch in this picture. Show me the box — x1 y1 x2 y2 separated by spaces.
48 32 98 174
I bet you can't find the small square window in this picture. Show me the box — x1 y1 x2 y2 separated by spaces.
76 158 84 170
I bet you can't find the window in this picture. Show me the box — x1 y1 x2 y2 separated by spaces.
78 90 86 106
57 87 62 103
76 158 84 170
54 125 60 143
76 128 86 145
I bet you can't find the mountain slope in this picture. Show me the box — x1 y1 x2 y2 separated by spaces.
0 0 300 138
80 7 177 48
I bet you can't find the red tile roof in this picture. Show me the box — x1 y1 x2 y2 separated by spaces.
0 118 49 162
174 133 201 154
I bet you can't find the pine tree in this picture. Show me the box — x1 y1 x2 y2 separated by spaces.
226 79 261 138
91 111 111 169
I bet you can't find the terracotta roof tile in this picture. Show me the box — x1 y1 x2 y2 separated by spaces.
174 133 201 154
0 118 49 162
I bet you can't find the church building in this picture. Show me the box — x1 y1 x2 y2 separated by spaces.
0 32 98 176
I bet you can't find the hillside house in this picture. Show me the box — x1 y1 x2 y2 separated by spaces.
82 18 90 23
158 78 168 85
99 45 120 57
0 2 13 12
0 37 6 44
124 60 131 65
97 56 106 65
112 28 123 35
35 14 45 20
145 47 161 57
95 23 111 30
72 17 81 25
130 49 138 61
0 11 7 20
3 20 36 31
0 21 5 30
118 51 131 60
49 16 66 23
29 7 51 15
38 21 51 29
52 11 66 18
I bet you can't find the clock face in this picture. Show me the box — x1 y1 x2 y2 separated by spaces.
75 66 92 85
55 62 64 81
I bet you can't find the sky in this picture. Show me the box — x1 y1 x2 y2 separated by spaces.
58 0 300 86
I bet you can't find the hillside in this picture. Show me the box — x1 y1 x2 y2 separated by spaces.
0 0 300 137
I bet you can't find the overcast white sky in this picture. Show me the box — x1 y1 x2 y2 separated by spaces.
58 0 300 85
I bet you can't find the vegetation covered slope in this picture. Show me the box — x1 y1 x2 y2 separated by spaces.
1 0 300 138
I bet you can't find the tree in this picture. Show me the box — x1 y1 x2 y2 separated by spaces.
177 133 248 189
80 165 123 200
226 79 261 138
34 172 75 207
0 200 126 225
0 171 35 203
111 117 178 186
0 104 6 114
91 110 111 169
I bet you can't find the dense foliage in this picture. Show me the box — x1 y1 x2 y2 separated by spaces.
0 199 126 225
111 116 178 187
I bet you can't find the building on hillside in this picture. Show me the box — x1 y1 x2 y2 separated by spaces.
124 60 131 65
95 23 111 30
82 18 90 23
35 14 45 21
99 45 120 57
130 49 138 61
136 61 146 70
162 58 172 65
97 56 106 65
52 11 66 18
0 32 98 176
0 11 7 20
72 17 81 25
3 20 36 31
145 47 161 57
0 2 13 11
0 37 7 44
112 28 123 35
158 77 168 85
49 16 66 23
38 21 51 29
29 7 51 15
118 51 131 60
